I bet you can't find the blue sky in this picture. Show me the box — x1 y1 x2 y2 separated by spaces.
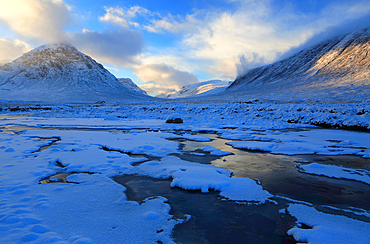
0 0 370 95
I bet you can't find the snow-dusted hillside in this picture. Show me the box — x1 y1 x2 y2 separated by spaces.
156 80 230 99
118 78 148 95
225 27 370 102
0 43 150 103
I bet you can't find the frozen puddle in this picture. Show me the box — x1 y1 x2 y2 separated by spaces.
1 121 370 243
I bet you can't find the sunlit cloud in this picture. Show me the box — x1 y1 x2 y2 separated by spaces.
0 0 71 42
134 63 198 94
0 38 31 64
173 0 370 78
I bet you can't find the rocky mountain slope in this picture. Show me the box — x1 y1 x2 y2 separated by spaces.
0 43 149 103
118 78 148 95
156 80 230 99
225 27 370 102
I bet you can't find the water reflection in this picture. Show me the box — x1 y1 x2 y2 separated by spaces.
113 175 297 244
179 133 370 211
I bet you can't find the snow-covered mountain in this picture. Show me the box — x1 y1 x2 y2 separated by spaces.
156 80 230 99
0 43 150 103
118 78 148 95
225 27 370 102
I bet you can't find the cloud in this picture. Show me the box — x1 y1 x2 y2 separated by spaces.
0 38 31 63
134 63 198 93
0 0 71 42
143 13 201 34
236 53 268 79
0 1 145 71
279 11 370 62
174 0 370 79
69 28 145 68
99 6 150 28
182 8 304 79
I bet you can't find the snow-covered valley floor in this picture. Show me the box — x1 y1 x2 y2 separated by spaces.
0 100 370 244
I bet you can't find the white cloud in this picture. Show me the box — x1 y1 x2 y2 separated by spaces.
0 38 31 63
176 0 370 79
0 0 71 42
134 63 198 93
99 6 150 28
143 13 201 34
0 1 146 70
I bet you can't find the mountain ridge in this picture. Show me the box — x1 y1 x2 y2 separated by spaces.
118 78 148 95
225 27 370 102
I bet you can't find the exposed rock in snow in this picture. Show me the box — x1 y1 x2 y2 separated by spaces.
118 78 148 95
156 80 230 99
0 42 150 103
225 27 370 102
166 113 183 124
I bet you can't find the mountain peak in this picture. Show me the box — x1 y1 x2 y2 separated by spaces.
31 42 77 51
0 43 149 103
11 42 92 69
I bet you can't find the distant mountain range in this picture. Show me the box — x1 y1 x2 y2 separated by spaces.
0 43 150 103
0 26 369 103
156 80 230 99
225 27 370 102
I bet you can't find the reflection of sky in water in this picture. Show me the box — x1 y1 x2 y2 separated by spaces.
114 175 297 244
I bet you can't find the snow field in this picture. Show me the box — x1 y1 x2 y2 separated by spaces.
0 124 273 243
2 100 369 131
1 108 370 243
0 131 183 243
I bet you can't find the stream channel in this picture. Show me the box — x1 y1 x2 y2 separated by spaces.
114 132 370 244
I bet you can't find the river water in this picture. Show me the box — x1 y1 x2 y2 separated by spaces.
115 132 370 244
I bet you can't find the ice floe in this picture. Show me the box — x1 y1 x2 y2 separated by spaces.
287 204 370 244
201 145 233 156
298 163 370 185
226 129 370 158
135 156 273 203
